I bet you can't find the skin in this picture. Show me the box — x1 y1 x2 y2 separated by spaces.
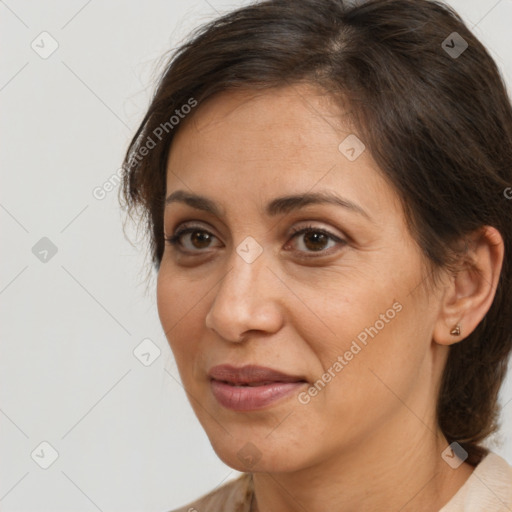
157 84 504 512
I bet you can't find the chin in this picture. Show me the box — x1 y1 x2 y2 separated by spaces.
207 432 306 474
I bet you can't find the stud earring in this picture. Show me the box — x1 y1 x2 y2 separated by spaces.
450 324 461 336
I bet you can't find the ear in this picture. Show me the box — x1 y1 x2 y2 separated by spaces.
433 226 504 346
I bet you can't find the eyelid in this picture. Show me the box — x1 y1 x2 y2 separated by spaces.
165 222 223 252
288 222 345 240
285 223 346 257
165 220 347 257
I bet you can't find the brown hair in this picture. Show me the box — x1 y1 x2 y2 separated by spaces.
121 0 512 465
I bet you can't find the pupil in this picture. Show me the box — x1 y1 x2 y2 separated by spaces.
304 232 327 251
192 231 211 248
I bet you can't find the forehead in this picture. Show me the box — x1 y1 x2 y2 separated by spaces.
172 84 348 153
165 84 401 222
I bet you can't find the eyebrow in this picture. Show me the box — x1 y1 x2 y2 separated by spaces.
165 189 371 220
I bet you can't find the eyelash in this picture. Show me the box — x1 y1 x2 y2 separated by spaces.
164 223 346 258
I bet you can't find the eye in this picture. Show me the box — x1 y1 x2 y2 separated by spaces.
286 224 346 257
165 224 221 253
164 222 347 257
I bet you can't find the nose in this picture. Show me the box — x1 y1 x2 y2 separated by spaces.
204 248 284 342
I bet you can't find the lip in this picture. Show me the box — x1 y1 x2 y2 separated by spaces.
208 364 308 411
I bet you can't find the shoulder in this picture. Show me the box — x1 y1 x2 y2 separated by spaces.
167 472 254 512
440 451 512 511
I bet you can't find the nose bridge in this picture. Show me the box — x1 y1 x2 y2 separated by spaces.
205 243 281 341
215 245 268 314
221 231 271 298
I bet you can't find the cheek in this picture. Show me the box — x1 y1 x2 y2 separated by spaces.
292 314 423 453
296 261 430 403
156 267 205 363
157 278 205 405
157 263 204 330
156 270 175 337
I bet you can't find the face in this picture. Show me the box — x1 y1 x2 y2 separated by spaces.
157 84 446 473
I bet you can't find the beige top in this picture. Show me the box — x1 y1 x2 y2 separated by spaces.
169 452 512 512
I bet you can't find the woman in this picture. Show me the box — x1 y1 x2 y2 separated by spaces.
121 0 512 510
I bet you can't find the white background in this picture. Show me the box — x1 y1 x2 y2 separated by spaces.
1 1 511 510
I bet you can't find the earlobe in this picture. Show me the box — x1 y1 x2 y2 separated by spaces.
433 226 504 346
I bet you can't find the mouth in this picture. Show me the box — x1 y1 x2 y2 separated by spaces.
208 364 308 386
215 380 297 387
208 364 308 411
